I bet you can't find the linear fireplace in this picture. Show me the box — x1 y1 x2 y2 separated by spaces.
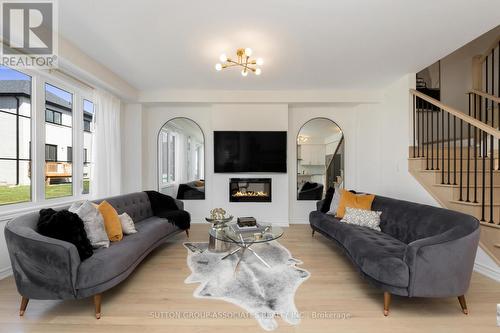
229 178 272 202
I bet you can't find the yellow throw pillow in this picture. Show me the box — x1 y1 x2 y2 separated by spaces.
97 200 123 242
336 190 375 219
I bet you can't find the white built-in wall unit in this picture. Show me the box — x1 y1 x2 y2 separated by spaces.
137 75 440 226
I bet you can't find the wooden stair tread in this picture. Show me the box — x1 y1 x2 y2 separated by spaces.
449 200 500 207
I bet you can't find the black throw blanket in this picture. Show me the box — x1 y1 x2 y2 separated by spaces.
37 209 94 261
144 191 191 230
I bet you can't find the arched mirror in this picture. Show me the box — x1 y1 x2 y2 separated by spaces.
297 118 344 200
158 118 205 200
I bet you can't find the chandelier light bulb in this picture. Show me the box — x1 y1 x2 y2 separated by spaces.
244 48 253 57
215 63 222 71
219 53 227 62
241 69 248 77
255 68 262 75
256 57 264 66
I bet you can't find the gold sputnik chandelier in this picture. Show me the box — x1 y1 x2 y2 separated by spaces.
215 48 263 76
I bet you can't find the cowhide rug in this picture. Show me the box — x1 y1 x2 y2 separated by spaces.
184 241 310 331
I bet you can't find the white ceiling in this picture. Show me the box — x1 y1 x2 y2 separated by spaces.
59 0 500 92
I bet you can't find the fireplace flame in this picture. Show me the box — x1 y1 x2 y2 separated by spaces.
233 191 269 197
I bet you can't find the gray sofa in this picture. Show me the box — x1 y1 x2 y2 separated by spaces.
4 192 187 319
309 195 480 316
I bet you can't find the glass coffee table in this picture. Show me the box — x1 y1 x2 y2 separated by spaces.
209 223 284 270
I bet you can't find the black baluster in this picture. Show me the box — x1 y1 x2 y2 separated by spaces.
441 107 445 184
481 96 486 221
431 101 434 170
426 100 430 170
447 111 450 185
453 115 457 185
474 95 478 203
413 94 416 158
459 117 463 201
466 94 471 202
437 107 440 170
490 131 494 223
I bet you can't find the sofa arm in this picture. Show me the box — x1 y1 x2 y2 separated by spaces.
174 198 184 210
5 219 80 300
404 227 480 298
316 200 325 212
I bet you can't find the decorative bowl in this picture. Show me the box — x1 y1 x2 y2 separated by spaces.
205 215 233 228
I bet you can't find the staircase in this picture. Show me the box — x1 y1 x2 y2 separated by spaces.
409 37 500 265
408 90 500 265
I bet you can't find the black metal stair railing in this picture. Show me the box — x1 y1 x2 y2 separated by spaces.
410 89 500 225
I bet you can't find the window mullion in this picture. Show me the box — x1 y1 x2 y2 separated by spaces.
33 76 45 203
73 94 83 198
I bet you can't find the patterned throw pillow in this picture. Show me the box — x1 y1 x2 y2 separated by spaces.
340 207 382 231
119 213 137 235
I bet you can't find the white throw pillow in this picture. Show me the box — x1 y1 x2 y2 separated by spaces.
69 201 110 248
119 213 137 235
326 184 342 216
340 207 382 231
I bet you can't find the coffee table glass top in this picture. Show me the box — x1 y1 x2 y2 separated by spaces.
210 223 283 244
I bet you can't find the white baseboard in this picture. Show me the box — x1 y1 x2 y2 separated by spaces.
0 266 12 280
474 262 500 282
288 218 309 224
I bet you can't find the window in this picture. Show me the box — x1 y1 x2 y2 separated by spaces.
0 66 32 205
45 109 62 125
0 65 96 208
45 83 73 199
160 131 176 185
83 100 94 194
45 144 57 161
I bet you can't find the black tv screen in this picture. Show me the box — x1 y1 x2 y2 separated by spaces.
214 131 287 173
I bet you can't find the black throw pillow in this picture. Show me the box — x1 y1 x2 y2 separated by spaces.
320 187 335 213
37 208 93 261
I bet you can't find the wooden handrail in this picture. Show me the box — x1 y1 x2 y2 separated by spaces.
469 89 500 104
410 89 500 140
478 36 500 63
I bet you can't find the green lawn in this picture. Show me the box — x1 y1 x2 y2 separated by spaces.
0 180 90 206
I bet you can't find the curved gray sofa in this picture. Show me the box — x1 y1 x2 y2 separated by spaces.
309 195 480 316
4 192 187 318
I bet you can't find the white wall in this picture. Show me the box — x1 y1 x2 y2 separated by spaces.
440 25 500 112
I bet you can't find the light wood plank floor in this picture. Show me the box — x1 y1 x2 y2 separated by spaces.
0 224 498 333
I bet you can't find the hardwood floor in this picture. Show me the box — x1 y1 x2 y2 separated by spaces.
0 224 499 332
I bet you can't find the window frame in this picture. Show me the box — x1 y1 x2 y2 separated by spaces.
0 66 96 214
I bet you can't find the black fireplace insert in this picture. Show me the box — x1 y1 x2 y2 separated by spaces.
229 178 272 202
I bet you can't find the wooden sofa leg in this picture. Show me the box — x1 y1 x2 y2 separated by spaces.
94 294 102 319
312 229 315 237
383 292 391 316
185 229 190 238
458 295 469 315
19 296 29 316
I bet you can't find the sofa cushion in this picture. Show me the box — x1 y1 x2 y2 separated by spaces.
76 217 179 289
310 210 409 288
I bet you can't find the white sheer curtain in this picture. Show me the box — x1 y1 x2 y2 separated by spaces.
91 89 122 198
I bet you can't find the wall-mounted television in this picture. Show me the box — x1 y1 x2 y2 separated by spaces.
214 131 287 173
